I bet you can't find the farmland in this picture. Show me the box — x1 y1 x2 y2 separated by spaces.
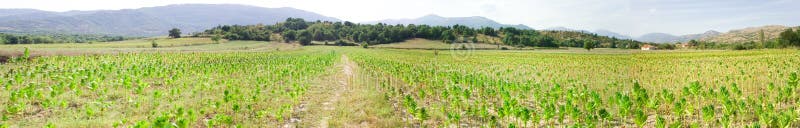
1 39 799 127
346 48 800 127
0 44 336 127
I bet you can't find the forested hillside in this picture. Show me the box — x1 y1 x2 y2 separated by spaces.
201 18 643 48
0 33 132 44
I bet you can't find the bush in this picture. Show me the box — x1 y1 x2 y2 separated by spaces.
211 35 222 44
298 37 312 45
151 40 158 48
733 44 747 50
659 43 676 50
361 43 369 48
335 40 352 46
500 47 509 50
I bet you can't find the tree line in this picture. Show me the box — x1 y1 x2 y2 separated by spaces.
779 28 800 47
0 33 131 44
200 18 644 48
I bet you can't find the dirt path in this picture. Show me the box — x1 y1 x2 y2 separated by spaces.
317 55 355 128
284 54 401 127
283 55 358 128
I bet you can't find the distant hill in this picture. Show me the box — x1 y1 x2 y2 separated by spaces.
543 27 579 31
364 14 532 29
700 25 794 43
682 30 722 41
636 30 721 43
0 9 48 17
0 4 339 36
543 27 632 40
636 33 680 43
593 29 632 39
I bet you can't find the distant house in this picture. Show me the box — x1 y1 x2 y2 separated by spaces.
679 43 691 48
641 44 657 50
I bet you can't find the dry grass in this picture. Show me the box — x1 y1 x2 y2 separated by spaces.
298 55 403 127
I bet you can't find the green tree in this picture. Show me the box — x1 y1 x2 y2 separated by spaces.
502 34 516 46
313 30 325 41
168 28 182 38
584 41 595 51
689 40 699 48
297 30 312 45
441 30 456 43
610 40 618 48
780 28 798 47
536 36 558 48
211 35 222 44
660 43 676 50
479 27 497 36
282 30 297 43
759 29 766 44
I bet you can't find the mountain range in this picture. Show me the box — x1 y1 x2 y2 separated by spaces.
362 14 532 29
0 4 793 43
636 30 722 43
545 26 788 44
634 25 796 43
0 4 340 36
700 25 793 43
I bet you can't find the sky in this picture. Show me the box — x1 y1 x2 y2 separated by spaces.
1 0 798 37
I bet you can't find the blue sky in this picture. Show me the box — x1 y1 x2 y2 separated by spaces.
1 0 798 36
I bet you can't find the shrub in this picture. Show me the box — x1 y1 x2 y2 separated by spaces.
151 40 158 48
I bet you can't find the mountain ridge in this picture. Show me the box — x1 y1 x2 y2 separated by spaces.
699 25 793 43
363 14 532 30
636 25 793 43
0 4 340 36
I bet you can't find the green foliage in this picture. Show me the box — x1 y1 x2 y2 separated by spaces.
584 40 595 51
44 123 55 128
0 48 339 127
169 28 182 38
779 28 800 47
202 18 640 48
151 40 158 48
633 109 647 127
0 33 130 44
282 30 297 42
297 30 312 45
659 43 676 50
21 47 30 61
656 115 666 128
479 27 498 36
211 35 222 44
701 105 715 123
441 30 456 43
344 48 800 127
